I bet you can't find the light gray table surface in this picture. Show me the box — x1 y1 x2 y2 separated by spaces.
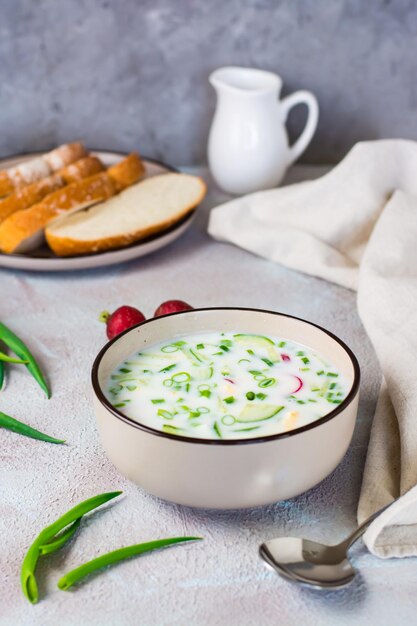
2 165 415 626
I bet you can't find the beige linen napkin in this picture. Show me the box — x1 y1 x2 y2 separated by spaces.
208 139 417 558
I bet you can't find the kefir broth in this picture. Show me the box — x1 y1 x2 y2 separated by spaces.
106 332 349 440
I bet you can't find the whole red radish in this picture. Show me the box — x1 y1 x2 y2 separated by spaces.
99 306 146 340
154 300 193 318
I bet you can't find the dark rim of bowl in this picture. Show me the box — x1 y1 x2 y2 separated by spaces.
91 307 361 446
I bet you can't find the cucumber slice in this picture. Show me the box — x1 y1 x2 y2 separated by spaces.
234 334 280 363
234 333 275 345
236 403 284 423
191 365 214 380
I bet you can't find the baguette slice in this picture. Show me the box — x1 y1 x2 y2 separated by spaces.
0 174 65 224
106 152 146 189
43 142 87 171
59 155 104 183
0 142 87 197
0 155 105 225
0 174 116 254
45 173 206 257
0 153 145 254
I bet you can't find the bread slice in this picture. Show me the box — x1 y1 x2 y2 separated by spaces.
0 153 145 254
0 174 65 224
0 143 87 198
0 158 50 198
42 142 87 171
0 174 116 254
0 155 105 225
45 173 206 257
106 152 146 189
59 155 104 183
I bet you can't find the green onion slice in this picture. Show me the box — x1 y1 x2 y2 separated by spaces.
213 421 222 438
258 378 276 388
221 415 235 426
159 363 177 373
162 424 182 434
172 372 191 384
161 345 180 353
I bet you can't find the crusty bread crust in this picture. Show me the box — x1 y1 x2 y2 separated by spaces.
60 155 104 183
45 176 207 257
0 174 65 224
0 156 106 225
107 152 145 189
0 174 15 198
43 142 87 171
0 173 117 254
0 146 140 200
0 158 50 198
0 143 87 198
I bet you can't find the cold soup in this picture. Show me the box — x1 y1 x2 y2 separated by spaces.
105 332 349 440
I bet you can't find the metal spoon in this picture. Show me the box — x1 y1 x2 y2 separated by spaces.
259 504 391 589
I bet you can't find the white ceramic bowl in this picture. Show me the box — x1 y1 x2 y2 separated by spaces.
92 308 360 509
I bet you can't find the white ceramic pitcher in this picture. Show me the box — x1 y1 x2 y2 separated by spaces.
208 66 319 195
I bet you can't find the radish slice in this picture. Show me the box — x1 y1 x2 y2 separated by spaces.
281 353 291 361
224 377 235 384
291 376 303 393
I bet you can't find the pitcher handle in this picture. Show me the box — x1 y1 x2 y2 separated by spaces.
281 90 319 166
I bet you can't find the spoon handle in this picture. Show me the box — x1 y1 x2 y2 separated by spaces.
339 501 394 550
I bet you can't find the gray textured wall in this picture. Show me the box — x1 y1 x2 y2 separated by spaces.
1 0 416 165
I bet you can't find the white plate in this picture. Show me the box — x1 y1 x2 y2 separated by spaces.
0 150 197 272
